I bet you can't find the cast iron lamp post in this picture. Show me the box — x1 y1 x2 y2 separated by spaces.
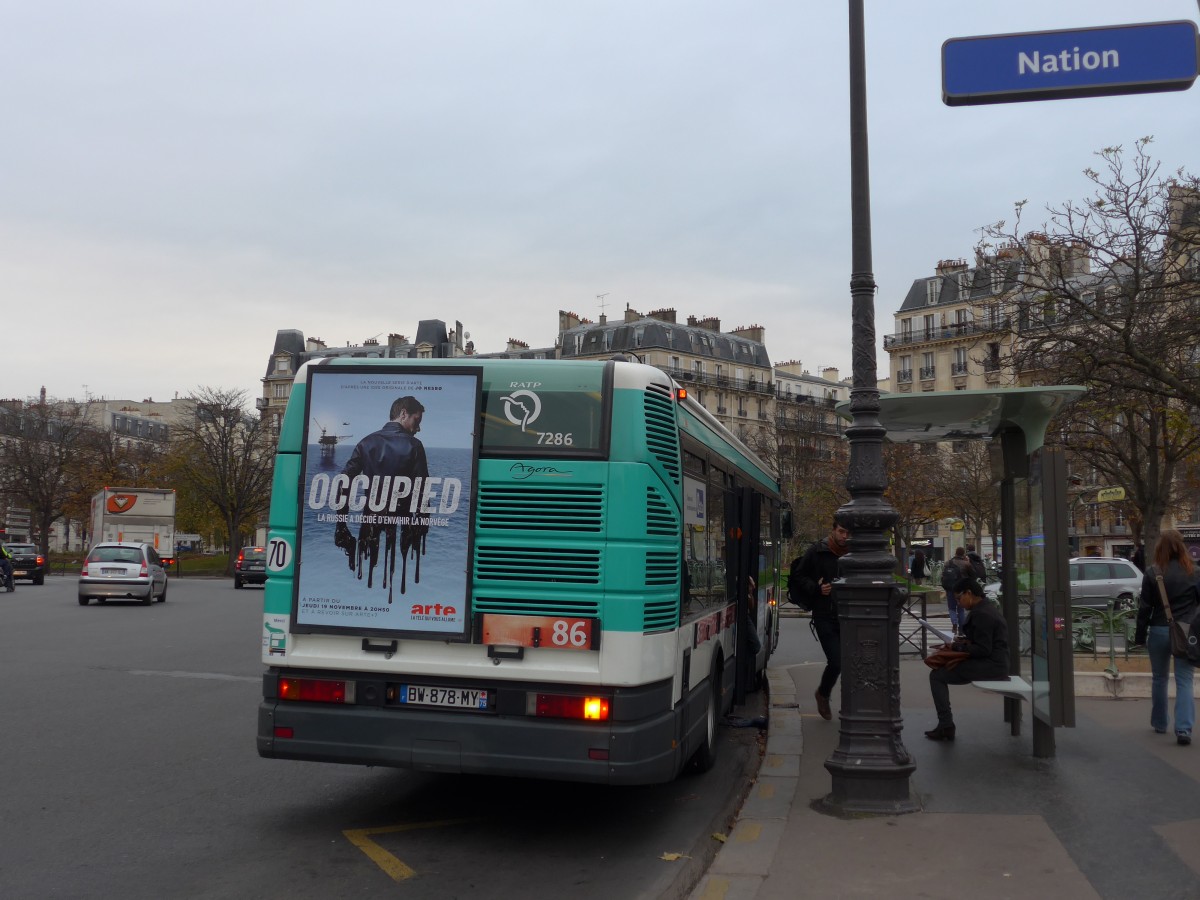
820 0 919 815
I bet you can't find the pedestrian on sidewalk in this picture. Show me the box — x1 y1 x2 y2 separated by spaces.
1133 529 1197 746
910 549 927 586
789 519 850 720
940 547 971 634
924 573 1009 741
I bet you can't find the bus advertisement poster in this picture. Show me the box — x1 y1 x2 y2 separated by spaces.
293 365 483 639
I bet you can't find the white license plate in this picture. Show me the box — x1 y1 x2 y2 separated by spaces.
102 568 123 575
399 685 488 710
13 570 27 576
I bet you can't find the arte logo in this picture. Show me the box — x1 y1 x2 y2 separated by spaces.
106 494 138 514
500 390 541 432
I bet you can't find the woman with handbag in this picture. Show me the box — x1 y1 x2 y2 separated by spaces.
924 574 1010 741
1133 529 1198 746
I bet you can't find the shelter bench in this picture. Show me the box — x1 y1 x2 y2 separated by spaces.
972 676 1032 702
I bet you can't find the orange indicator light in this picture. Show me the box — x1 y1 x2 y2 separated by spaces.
583 697 609 720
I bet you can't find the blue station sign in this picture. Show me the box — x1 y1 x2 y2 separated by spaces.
942 20 1199 106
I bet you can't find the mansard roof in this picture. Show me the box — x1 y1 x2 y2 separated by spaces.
560 317 771 368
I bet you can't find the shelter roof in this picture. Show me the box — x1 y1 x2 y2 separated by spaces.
836 386 1085 454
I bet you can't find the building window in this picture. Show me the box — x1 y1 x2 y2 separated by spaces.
603 331 613 351
274 356 290 373
957 272 969 300
573 333 584 354
273 383 289 399
694 360 704 376
900 318 912 339
926 279 940 304
923 314 935 340
991 268 1003 292
952 347 968 375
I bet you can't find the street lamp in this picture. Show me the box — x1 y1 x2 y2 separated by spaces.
820 1 919 815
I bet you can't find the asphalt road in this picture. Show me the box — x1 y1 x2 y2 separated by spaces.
0 576 763 900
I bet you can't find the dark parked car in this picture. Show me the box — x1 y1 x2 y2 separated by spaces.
78 542 168 605
3 543 45 585
235 546 268 589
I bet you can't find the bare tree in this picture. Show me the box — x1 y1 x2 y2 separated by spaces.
976 138 1200 542
0 397 100 555
1052 385 1200 556
942 442 1002 559
978 137 1200 407
167 388 275 574
884 443 950 570
748 398 848 558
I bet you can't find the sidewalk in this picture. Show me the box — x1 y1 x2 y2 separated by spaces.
690 655 1200 900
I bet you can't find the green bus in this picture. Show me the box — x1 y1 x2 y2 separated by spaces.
257 357 786 784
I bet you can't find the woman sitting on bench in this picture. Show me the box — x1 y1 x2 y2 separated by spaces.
925 574 1010 742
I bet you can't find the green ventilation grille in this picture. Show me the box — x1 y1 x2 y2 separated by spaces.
473 594 600 618
477 483 604 532
643 385 681 487
475 547 602 584
645 549 679 586
646 485 678 536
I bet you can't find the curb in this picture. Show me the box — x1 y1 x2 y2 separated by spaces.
687 668 800 900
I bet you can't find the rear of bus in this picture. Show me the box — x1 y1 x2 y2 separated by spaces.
257 357 760 784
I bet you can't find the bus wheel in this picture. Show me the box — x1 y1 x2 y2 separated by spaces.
688 656 723 773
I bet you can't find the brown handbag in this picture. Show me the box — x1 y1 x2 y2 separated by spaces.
923 647 970 670
1155 573 1192 660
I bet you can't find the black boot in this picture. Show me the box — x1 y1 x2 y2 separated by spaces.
924 724 956 741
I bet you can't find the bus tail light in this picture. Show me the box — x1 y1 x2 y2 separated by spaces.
279 677 353 704
532 693 610 721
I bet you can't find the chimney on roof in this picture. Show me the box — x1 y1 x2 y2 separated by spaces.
648 307 676 323
731 324 764 343
821 367 839 382
696 316 720 332
935 258 968 274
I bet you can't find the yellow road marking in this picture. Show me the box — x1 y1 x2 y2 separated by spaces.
343 818 478 882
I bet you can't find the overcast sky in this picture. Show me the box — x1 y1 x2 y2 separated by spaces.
5 1 1199 404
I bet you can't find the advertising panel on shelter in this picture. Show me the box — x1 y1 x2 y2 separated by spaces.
293 366 482 640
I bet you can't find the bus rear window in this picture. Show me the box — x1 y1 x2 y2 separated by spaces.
480 369 609 456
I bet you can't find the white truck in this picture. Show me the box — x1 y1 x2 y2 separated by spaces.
89 488 177 564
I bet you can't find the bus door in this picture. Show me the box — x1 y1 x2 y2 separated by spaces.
724 485 762 704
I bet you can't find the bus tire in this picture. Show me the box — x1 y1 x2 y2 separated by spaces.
688 655 723 773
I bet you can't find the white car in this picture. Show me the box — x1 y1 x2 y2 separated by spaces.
982 556 1142 610
78 542 168 606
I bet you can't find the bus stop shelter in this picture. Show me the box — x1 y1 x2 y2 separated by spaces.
841 386 1086 757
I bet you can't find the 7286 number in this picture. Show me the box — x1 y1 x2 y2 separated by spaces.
536 432 574 445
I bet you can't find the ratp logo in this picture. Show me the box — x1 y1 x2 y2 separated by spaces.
500 390 542 432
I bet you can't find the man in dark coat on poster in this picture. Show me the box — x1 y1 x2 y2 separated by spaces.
334 395 429 599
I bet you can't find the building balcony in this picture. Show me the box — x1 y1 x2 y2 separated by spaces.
896 369 913 383
883 318 1010 349
951 362 969 376
920 366 936 380
716 407 728 414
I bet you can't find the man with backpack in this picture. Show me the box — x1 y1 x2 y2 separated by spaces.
941 547 973 634
788 519 851 720
966 545 987 581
